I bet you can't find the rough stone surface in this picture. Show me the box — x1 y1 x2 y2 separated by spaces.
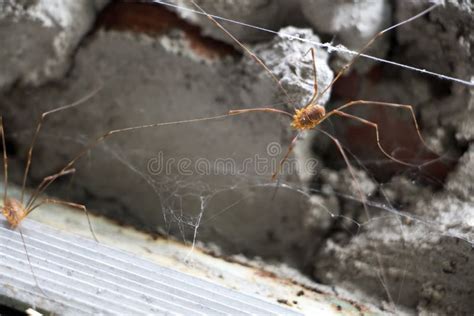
300 0 391 73
171 0 291 43
0 0 109 90
315 149 474 314
250 27 334 106
396 0 473 86
396 0 474 143
173 0 392 73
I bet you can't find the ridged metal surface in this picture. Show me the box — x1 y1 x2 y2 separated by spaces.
0 218 301 315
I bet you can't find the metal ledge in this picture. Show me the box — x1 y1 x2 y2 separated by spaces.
0 218 301 315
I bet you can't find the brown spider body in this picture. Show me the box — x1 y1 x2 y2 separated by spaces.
2 197 26 228
291 104 326 130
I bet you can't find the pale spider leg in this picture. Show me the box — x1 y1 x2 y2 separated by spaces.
304 47 319 105
318 128 374 226
189 0 296 109
26 114 235 210
269 130 302 199
332 110 419 167
25 168 76 211
21 85 103 204
27 198 98 242
316 4 440 103
318 128 369 211
63 167 78 203
18 226 49 298
229 108 293 118
227 107 296 180
0 117 8 203
321 100 435 155
272 133 299 181
319 127 398 309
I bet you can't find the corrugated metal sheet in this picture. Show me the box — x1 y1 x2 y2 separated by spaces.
0 218 301 315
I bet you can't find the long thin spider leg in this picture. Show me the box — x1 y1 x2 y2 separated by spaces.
18 227 49 298
25 109 292 218
21 85 103 204
316 4 440 102
27 113 235 210
64 167 77 202
332 110 418 167
229 107 293 118
272 133 299 181
25 168 76 211
0 117 8 203
318 128 397 308
318 129 367 208
271 177 281 201
304 47 319 105
323 100 436 155
27 198 98 242
189 0 296 109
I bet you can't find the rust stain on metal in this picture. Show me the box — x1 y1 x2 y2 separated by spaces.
254 269 278 279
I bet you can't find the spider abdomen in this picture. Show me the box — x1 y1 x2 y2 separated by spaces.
291 104 326 130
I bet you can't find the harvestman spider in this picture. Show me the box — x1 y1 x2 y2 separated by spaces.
187 2 441 307
1 88 103 240
0 88 105 295
189 0 438 181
